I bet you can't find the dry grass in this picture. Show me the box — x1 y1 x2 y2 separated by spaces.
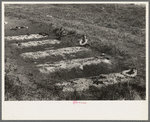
5 4 146 100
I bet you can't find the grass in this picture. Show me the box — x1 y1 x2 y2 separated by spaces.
5 73 145 101
64 81 145 100
5 4 146 100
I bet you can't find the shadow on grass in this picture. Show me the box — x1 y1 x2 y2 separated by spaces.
63 81 145 100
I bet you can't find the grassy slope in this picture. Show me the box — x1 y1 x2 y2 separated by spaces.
5 4 146 100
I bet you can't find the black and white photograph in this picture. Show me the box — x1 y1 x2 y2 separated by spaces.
2 1 149 120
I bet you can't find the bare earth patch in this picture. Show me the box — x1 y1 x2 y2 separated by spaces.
55 70 137 92
11 39 60 49
37 57 111 73
5 34 48 41
20 47 90 60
